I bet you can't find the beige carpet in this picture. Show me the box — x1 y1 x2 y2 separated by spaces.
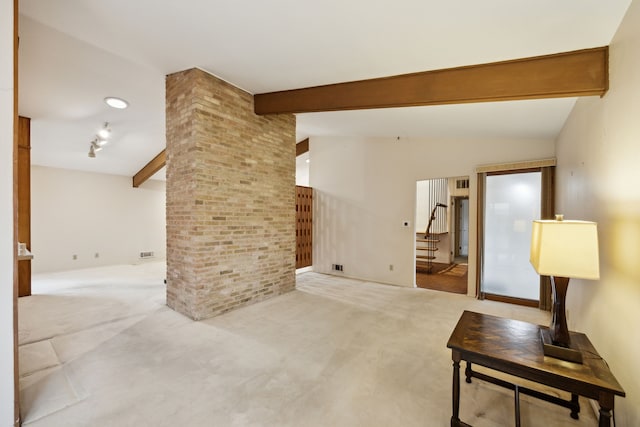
18 263 597 426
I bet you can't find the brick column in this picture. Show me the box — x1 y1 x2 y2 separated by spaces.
165 68 296 320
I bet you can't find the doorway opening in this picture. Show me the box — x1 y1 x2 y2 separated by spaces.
453 196 469 264
415 176 469 294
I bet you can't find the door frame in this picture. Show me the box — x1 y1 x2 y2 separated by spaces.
475 159 555 309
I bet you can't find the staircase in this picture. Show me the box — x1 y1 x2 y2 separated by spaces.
416 235 439 273
416 202 447 274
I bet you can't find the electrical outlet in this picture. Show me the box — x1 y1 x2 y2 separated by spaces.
95 252 100 258
72 254 77 260
389 264 394 271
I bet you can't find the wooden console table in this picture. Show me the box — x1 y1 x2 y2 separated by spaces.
446 311 625 427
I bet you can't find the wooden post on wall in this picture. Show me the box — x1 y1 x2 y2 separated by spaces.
13 0 21 422
17 116 31 297
295 186 313 269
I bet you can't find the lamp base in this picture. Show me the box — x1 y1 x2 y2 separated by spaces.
540 329 583 364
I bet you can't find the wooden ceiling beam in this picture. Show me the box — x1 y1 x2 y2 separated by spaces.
254 47 608 115
132 149 166 188
296 138 309 156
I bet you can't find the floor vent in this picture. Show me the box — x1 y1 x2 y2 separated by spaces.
139 251 155 259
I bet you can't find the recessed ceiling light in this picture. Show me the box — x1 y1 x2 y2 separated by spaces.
104 97 129 109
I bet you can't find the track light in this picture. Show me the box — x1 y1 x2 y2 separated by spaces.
90 138 103 152
88 122 113 158
88 137 104 158
88 139 102 158
97 122 111 139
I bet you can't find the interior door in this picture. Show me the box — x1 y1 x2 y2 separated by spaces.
455 197 469 257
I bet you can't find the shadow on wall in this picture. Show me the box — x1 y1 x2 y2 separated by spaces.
314 190 408 284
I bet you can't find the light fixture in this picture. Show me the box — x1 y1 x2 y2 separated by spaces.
97 122 111 139
90 139 103 151
530 214 600 363
104 97 129 109
88 122 113 158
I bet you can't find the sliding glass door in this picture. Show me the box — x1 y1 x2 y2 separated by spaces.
481 171 541 301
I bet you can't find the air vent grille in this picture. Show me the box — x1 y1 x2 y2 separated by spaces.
456 179 470 189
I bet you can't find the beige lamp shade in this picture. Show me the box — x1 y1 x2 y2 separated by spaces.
530 219 600 279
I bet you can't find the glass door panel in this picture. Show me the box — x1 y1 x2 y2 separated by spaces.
482 172 541 300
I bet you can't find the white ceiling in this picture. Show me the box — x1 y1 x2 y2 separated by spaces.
18 0 632 179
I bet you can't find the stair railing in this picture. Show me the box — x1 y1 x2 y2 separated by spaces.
417 203 447 274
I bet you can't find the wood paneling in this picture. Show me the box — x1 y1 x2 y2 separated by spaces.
476 158 556 173
296 186 313 269
132 149 166 188
17 116 31 298
13 0 20 421
255 47 608 115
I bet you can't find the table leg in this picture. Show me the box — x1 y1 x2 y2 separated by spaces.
452 352 461 427
598 393 614 427
570 393 580 419
514 385 521 427
465 361 472 383
598 408 612 427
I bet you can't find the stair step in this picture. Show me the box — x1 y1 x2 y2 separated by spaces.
416 255 436 260
416 247 438 252
416 238 440 243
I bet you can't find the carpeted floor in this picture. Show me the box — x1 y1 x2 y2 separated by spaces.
18 263 598 427
416 262 468 294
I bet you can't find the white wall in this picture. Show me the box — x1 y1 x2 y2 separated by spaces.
296 151 310 186
0 0 15 424
555 2 640 424
415 179 450 234
310 135 554 290
31 166 166 273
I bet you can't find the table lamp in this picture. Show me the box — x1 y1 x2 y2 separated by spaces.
530 215 600 363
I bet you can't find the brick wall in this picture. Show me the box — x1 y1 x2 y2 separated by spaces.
165 68 296 320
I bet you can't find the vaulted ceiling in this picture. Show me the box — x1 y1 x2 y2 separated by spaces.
18 0 631 178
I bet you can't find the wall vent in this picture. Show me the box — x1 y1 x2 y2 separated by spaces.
456 178 470 189
139 251 155 259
